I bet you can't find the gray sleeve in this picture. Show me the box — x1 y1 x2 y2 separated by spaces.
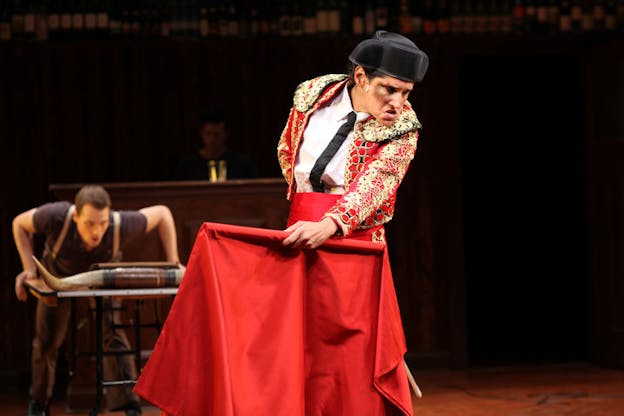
32 201 72 236
119 210 148 246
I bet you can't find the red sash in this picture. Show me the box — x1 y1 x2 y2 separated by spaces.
288 192 382 241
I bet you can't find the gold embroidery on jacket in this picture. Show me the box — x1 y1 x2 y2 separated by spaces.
279 74 421 239
293 74 348 112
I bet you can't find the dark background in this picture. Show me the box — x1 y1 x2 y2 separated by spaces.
459 53 588 364
1 32 623 393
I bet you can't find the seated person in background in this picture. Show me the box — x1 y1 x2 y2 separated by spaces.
173 112 257 181
13 185 182 416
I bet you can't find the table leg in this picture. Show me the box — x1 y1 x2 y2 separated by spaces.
69 298 76 378
90 297 104 415
134 300 142 373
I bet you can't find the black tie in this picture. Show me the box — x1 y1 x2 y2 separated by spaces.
309 111 357 192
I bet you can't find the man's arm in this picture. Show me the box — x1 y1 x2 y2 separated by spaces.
12 208 38 301
138 205 181 264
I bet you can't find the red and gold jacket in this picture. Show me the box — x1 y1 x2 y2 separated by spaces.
277 74 421 242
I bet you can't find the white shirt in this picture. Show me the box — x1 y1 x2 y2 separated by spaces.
294 85 369 193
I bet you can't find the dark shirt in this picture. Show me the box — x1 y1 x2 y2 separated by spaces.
173 148 258 181
33 201 147 276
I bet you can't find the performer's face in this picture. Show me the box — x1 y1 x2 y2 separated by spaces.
357 70 414 127
200 122 227 150
73 204 110 251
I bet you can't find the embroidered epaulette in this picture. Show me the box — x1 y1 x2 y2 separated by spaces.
360 104 422 143
293 74 348 112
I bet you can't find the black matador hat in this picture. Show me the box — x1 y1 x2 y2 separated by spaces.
349 31 429 83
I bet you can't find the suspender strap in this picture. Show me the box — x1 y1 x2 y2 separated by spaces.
51 205 121 262
51 205 75 261
112 211 121 262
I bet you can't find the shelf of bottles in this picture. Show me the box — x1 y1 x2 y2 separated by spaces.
1 0 623 42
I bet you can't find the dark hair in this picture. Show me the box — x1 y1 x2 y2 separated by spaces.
199 109 226 127
346 63 379 87
75 185 111 214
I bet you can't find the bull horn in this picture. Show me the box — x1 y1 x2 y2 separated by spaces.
32 256 185 291
33 256 99 290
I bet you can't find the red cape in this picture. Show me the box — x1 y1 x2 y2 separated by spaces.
135 222 411 415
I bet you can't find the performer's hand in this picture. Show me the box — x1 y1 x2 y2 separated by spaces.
283 217 338 249
15 269 36 302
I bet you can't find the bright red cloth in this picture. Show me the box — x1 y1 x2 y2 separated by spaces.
287 192 383 241
134 222 411 416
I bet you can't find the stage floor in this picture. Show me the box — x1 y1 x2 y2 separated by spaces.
413 363 624 416
1 364 622 415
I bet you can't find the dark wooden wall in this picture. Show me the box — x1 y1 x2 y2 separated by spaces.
1 34 623 392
